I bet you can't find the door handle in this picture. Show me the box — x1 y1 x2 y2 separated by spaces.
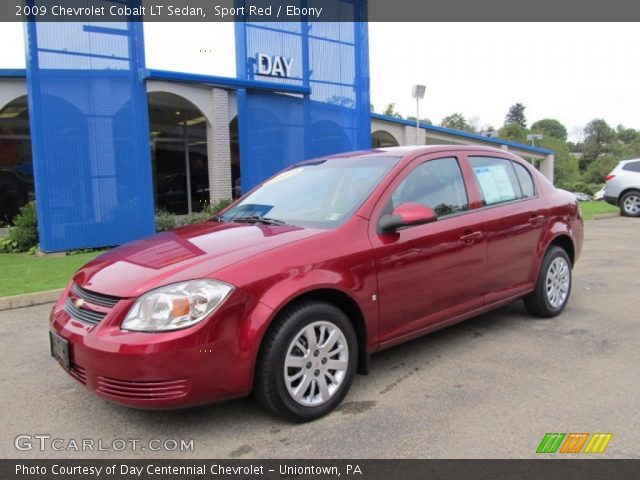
460 231 484 244
528 215 546 224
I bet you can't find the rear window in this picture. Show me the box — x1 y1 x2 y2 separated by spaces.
622 161 640 173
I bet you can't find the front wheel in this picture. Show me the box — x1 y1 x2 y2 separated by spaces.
524 246 572 318
620 191 640 217
254 301 358 422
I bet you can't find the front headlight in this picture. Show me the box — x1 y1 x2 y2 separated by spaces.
121 280 234 332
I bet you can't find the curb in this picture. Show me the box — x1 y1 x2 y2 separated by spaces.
0 289 63 311
592 212 620 220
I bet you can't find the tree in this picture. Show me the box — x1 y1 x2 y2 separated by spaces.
407 116 432 125
531 118 568 141
580 119 615 170
582 155 619 184
498 123 527 143
504 103 527 129
616 125 639 144
440 113 475 132
382 103 403 118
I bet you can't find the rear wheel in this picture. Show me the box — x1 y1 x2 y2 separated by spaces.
620 191 640 217
255 301 357 422
524 246 572 318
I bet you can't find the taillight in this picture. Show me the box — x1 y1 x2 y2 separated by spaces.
606 174 616 181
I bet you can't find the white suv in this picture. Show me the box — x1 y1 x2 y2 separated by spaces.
604 159 640 217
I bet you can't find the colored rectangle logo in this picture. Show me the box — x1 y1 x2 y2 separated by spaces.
537 433 612 454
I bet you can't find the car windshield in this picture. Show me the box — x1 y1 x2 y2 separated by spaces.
219 156 399 228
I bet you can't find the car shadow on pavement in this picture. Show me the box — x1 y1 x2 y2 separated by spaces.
100 300 541 429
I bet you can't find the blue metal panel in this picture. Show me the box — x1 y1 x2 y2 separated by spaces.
0 69 27 78
235 2 371 192
25 11 155 251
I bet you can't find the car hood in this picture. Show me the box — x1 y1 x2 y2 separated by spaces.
72 221 324 298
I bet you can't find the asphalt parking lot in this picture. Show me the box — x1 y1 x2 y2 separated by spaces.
1 217 638 459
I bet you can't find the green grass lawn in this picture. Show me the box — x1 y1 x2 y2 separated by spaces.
0 251 102 298
579 201 619 221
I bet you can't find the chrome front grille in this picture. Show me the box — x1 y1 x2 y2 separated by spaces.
64 284 122 326
65 298 106 325
71 284 120 308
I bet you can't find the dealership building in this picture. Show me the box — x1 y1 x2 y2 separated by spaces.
0 12 554 251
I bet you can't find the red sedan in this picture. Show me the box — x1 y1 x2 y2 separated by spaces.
50 146 583 422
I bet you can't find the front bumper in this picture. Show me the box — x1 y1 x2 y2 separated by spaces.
50 285 272 409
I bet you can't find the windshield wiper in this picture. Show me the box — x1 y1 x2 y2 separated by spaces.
232 215 288 226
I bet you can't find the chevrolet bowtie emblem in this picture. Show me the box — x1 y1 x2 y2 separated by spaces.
75 298 85 308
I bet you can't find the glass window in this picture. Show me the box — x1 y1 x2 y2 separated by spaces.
512 162 536 197
0 95 34 225
622 161 640 173
470 157 523 206
220 156 399 228
148 92 210 215
391 157 469 217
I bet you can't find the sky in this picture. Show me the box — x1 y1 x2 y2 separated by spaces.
1 22 638 141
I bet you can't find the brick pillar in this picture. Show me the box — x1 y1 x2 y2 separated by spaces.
540 154 555 184
403 125 425 145
206 88 233 202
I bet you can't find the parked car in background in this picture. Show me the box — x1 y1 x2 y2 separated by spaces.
573 192 592 202
593 186 605 201
604 158 640 217
49 146 583 422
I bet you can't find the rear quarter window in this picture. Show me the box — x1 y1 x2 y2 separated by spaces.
622 161 640 173
512 162 536 197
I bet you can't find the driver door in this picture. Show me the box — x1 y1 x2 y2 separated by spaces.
369 155 488 347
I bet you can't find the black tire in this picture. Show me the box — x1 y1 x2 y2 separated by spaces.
254 301 358 422
524 246 572 318
619 191 640 217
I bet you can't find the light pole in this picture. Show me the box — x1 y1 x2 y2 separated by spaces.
412 84 426 145
527 133 543 148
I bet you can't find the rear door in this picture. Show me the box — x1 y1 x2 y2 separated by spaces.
466 155 548 304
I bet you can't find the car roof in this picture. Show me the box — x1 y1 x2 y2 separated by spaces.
321 145 517 160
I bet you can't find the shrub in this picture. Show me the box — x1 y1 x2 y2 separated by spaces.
156 199 233 231
2 201 39 252
155 210 176 232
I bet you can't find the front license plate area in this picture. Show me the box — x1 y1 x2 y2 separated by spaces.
49 331 71 371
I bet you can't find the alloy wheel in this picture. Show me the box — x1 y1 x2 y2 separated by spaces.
623 194 640 215
545 257 570 309
283 321 349 407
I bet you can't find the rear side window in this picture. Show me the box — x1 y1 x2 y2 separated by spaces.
470 157 522 206
512 162 536 197
622 161 640 173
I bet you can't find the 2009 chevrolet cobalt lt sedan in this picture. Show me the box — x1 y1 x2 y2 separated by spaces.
50 146 583 422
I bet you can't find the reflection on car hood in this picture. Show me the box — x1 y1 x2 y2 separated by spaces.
72 221 324 298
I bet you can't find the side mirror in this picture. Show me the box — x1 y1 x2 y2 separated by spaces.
378 202 437 233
